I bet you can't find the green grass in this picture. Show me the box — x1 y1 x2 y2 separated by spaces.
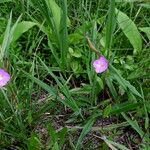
0 0 150 149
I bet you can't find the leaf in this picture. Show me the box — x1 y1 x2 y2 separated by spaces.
116 9 142 52
58 127 67 147
122 113 147 141
110 65 142 98
139 27 150 40
0 12 12 62
103 104 112 117
12 21 37 42
47 123 58 143
69 48 82 58
116 0 142 2
102 137 130 150
106 77 118 99
27 111 33 124
96 76 104 91
52 142 59 150
39 57 79 110
105 0 116 58
28 134 43 150
0 12 22 62
139 3 150 9
110 102 142 115
46 0 62 33
124 80 142 98
76 119 94 149
22 70 57 97
71 61 79 72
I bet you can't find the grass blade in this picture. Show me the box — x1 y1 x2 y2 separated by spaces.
106 0 116 58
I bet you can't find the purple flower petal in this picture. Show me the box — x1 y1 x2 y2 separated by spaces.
0 69 11 87
93 56 109 73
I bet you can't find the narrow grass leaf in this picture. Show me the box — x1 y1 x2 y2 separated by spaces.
105 0 116 58
47 123 58 143
110 102 142 115
116 8 142 52
1 12 22 63
76 118 95 149
106 77 118 99
23 70 57 96
139 3 150 9
59 0 68 69
101 137 118 150
103 137 130 150
58 127 67 147
122 113 147 141
110 65 142 98
140 86 149 130
116 0 142 2
23 70 79 112
38 57 80 112
124 80 142 98
0 12 12 62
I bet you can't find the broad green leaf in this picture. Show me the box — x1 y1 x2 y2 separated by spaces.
69 48 82 58
139 27 150 40
71 61 79 72
13 21 36 42
116 9 142 52
139 3 150 8
46 0 61 33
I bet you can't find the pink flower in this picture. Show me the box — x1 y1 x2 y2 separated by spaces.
93 56 109 73
0 69 11 87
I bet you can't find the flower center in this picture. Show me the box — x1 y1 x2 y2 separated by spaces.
0 74 4 81
98 63 104 68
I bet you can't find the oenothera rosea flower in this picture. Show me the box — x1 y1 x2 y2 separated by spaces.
93 56 109 73
0 69 10 87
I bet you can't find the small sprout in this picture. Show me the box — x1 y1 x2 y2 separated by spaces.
0 69 11 87
93 56 109 73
